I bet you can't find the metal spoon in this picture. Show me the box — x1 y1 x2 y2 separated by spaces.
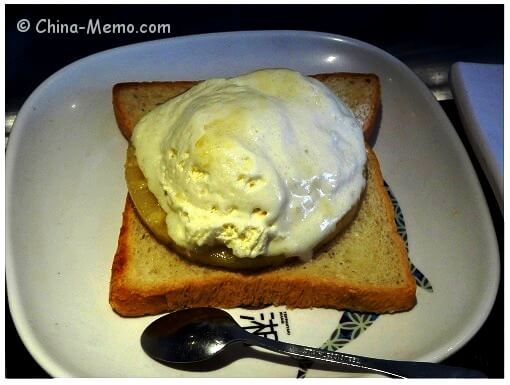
141 307 485 378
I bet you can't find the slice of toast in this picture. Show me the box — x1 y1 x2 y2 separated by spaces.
109 72 416 316
112 73 380 141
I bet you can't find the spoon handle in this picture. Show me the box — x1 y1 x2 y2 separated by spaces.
242 331 485 378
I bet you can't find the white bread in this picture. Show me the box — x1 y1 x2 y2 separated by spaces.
109 72 416 316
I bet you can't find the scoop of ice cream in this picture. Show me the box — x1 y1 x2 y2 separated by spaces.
132 69 366 259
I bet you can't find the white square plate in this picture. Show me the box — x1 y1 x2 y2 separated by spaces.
6 31 499 377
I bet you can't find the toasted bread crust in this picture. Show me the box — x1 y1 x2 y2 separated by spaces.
112 73 380 141
312 73 381 139
109 199 169 315
112 81 197 140
109 148 416 316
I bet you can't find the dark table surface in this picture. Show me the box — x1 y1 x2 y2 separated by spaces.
5 4 503 378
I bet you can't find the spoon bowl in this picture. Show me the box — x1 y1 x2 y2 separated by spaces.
141 307 486 378
141 307 244 364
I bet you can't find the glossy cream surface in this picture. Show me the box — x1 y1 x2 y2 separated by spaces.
132 69 366 259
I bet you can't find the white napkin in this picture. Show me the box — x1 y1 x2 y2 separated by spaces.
450 62 503 211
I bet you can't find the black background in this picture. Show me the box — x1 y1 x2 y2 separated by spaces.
5 4 504 378
6 4 504 109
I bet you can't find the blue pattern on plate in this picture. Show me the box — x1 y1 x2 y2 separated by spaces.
296 181 432 378
384 182 433 292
